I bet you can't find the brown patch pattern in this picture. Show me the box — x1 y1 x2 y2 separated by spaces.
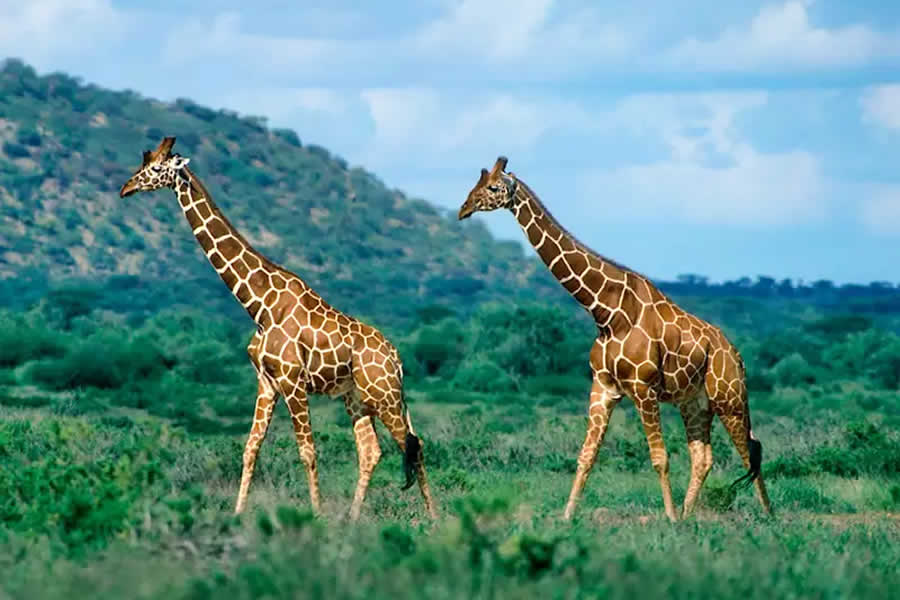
119 138 437 520
459 157 772 522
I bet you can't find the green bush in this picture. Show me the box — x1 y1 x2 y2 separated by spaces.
25 330 170 390
0 310 66 367
0 419 173 554
522 375 590 399
771 353 817 387
452 357 518 393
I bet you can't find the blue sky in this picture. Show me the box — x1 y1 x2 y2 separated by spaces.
2 0 899 283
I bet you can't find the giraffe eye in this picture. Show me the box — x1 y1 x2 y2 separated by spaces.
150 165 161 173
487 185 500 193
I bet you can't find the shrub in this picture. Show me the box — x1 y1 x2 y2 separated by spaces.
25 330 170 390
522 375 590 399
452 357 518 393
0 310 67 367
771 353 817 387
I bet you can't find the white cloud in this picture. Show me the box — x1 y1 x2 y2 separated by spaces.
860 85 900 131
664 0 899 71
581 150 824 226
162 1 628 83
414 0 628 68
860 187 900 234
162 11 362 74
222 88 351 121
576 92 827 226
358 88 592 167
416 0 555 61
0 0 128 68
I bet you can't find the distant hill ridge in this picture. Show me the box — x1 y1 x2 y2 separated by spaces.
0 58 897 327
0 58 562 325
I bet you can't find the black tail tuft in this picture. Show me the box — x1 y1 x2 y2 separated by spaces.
730 437 763 491
402 432 421 491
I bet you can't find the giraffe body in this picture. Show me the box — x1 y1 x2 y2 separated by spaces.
120 137 436 520
458 157 772 521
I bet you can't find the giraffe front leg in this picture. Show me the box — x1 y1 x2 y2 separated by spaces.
282 385 321 514
234 376 278 514
563 376 620 521
679 397 713 519
633 384 678 522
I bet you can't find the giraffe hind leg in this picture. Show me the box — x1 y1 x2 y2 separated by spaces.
383 404 437 518
719 412 772 515
366 388 437 518
679 396 713 519
351 347 437 518
344 392 382 521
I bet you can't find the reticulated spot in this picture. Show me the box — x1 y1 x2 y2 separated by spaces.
565 251 588 275
235 283 252 303
249 270 268 289
218 236 243 257
244 253 261 269
209 252 226 270
657 302 676 322
196 202 212 220
232 259 250 278
222 270 238 289
207 219 229 239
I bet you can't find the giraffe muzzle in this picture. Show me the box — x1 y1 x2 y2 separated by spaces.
458 204 475 220
119 179 139 198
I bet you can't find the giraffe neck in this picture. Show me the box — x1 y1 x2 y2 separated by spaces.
511 179 632 322
173 167 296 323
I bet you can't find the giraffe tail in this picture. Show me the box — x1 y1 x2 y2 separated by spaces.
401 392 422 491
729 432 762 491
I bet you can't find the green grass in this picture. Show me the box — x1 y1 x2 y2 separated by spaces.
1 396 898 600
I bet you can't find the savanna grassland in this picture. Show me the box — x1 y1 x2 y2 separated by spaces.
1 59 900 599
1 281 899 599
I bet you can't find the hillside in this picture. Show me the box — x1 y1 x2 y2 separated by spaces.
0 58 561 325
2 58 900 330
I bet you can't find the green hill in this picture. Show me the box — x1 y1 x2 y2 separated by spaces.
0 58 561 326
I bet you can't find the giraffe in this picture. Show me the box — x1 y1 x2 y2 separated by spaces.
458 157 772 522
119 137 437 521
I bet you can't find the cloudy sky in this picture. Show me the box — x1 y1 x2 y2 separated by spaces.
2 0 899 283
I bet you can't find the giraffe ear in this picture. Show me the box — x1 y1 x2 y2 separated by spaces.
155 136 176 158
491 156 508 175
171 155 191 170
142 150 152 166
501 172 518 196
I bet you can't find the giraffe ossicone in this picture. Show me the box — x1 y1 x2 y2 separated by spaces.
120 136 438 521
459 155 773 522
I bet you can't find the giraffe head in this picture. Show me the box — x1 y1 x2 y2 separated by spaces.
119 136 191 198
457 156 519 220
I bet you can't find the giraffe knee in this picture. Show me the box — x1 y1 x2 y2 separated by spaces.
366 442 383 468
298 444 316 469
242 445 258 469
689 444 713 477
650 451 669 475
